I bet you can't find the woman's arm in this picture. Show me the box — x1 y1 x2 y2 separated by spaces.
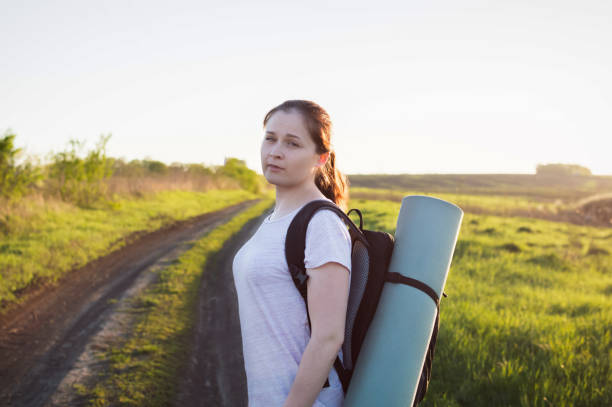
283 260 350 407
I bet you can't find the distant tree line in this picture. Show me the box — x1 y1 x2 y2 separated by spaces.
0 130 264 207
536 163 592 176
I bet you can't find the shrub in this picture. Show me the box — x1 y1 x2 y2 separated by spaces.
0 130 43 201
216 157 262 194
48 134 114 207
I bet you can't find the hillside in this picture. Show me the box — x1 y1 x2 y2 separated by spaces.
346 173 612 202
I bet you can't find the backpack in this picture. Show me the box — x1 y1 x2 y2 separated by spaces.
285 199 445 406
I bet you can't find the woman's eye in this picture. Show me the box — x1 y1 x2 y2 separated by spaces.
264 137 297 147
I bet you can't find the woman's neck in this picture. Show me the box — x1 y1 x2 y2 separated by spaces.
271 184 327 219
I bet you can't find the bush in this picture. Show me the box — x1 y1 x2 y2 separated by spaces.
216 157 262 194
48 134 114 207
0 130 44 201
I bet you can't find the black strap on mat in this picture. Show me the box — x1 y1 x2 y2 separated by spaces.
386 272 441 308
386 272 446 407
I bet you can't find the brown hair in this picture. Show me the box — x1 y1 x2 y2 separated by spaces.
263 100 350 211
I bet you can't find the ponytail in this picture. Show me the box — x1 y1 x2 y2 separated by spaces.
315 149 350 212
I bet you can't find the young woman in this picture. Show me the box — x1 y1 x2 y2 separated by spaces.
232 100 352 407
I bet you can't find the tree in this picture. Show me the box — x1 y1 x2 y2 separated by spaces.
0 130 43 200
48 133 114 206
536 163 591 176
217 157 262 194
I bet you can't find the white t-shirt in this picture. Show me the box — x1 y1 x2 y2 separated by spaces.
232 197 352 407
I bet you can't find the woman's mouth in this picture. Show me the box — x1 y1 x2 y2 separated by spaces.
268 164 283 171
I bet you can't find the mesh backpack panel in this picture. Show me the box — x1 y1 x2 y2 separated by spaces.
343 239 369 370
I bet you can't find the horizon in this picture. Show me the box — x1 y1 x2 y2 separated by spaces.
3 133 602 177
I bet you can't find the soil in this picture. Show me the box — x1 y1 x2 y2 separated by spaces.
574 198 612 227
0 198 267 406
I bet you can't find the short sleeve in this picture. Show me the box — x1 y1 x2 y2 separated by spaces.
304 210 352 276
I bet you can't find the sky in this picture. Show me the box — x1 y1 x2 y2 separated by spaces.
1 0 611 175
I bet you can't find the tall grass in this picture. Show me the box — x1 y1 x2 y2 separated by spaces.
0 131 271 207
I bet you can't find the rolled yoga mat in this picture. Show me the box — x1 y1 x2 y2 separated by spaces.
343 195 463 407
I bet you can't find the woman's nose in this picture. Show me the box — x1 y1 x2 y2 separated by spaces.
269 141 283 157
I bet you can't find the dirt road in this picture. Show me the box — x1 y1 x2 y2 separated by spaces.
0 198 267 406
174 205 270 407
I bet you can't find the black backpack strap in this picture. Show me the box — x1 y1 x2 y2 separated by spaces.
284 199 360 391
286 200 363 308
286 200 361 283
334 356 349 393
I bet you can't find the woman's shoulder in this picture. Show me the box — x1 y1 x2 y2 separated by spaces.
307 207 350 238
310 206 344 223
304 203 352 270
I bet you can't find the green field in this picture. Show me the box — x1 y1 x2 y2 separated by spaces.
347 173 612 201
347 198 611 407
0 188 264 309
2 177 610 406
349 186 565 213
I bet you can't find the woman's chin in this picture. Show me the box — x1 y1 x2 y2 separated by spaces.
264 172 281 184
265 173 294 188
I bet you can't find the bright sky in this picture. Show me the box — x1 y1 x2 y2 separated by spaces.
1 0 611 175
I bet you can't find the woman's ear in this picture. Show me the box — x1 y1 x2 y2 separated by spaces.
317 152 330 167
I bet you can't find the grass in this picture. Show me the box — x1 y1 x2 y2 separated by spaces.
0 188 261 309
82 198 273 406
349 186 570 213
346 173 612 201
4 185 610 405
349 198 611 406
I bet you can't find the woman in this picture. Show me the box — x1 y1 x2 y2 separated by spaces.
232 100 352 407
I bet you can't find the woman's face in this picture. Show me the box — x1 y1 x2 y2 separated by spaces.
261 109 327 188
